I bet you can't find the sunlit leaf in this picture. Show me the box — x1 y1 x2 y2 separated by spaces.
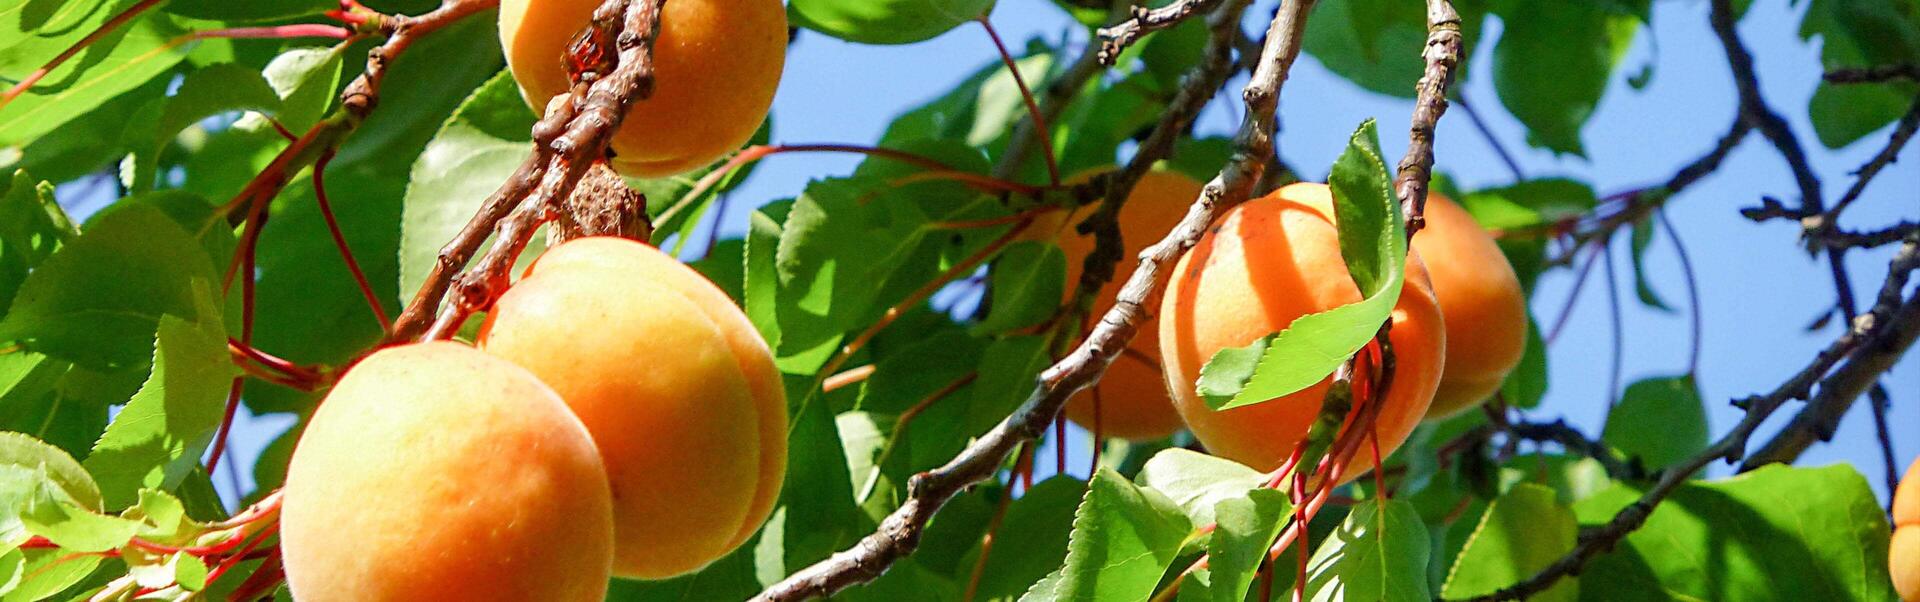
1019 468 1191 601
1442 483 1578 601
1601 374 1706 470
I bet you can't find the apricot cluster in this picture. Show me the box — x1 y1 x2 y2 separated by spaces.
281 238 785 599
1145 182 1523 480
499 0 787 177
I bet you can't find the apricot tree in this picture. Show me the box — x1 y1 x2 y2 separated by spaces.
0 0 1916 599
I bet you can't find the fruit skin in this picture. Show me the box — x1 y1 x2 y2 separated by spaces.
1894 457 1920 601
499 0 786 177
281 342 613 602
479 237 786 579
1410 192 1528 417
1159 182 1445 481
1029 170 1204 441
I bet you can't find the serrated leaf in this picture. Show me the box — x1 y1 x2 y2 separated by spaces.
0 201 221 369
1442 483 1578 601
0 170 74 315
1019 468 1192 602
0 432 104 549
1601 374 1706 470
1205 489 1290 602
82 307 235 510
965 477 1084 601
1198 120 1406 410
790 0 994 44
1135 449 1267 527
1574 464 1896 600
1303 499 1430 602
397 100 537 299
0 8 198 146
2 547 100 601
260 45 348 134
1627 219 1673 313
18 478 140 553
973 241 1065 335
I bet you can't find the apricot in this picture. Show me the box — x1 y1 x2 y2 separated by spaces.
1410 193 1527 417
478 237 786 579
499 0 786 177
1894 457 1920 601
281 342 613 602
1026 170 1203 440
1159 183 1445 481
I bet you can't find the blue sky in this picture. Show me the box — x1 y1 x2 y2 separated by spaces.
174 0 1917 507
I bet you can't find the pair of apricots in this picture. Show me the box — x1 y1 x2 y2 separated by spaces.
279 238 787 600
1036 171 1527 479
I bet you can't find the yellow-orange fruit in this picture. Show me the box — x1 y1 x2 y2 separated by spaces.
499 0 786 177
479 237 786 579
1894 457 1920 601
282 342 613 602
1160 183 1445 481
1028 170 1204 440
1411 193 1527 417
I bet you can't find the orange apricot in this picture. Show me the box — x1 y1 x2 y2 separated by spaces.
1409 193 1528 417
1027 170 1204 440
1894 457 1919 601
478 237 786 579
1159 182 1445 480
499 0 786 177
281 342 613 602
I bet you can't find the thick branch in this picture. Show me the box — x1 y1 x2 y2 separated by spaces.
1394 0 1463 237
747 0 1321 598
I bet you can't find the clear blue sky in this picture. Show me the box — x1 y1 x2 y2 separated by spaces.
171 0 1915 507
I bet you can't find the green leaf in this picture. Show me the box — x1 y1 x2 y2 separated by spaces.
1500 316 1548 409
2 547 100 601
0 8 198 147
773 178 928 367
881 51 1054 151
1197 120 1406 410
1 78 165 185
966 336 1051 433
1574 464 1897 601
1442 483 1578 601
260 45 349 134
856 331 983 413
1807 81 1917 149
83 309 236 510
1798 0 1920 148
0 201 221 369
1302 0 1433 98
790 0 994 44
163 0 334 22
0 432 103 550
758 383 869 578
398 72 538 301
1303 499 1430 602
1134 448 1267 527
330 14 502 173
126 63 282 193
1601 374 1706 470
973 241 1065 335
1204 489 1290 602
1019 468 1192 602
0 548 20 597
1492 1 1633 155
1627 219 1673 312
18 479 140 553
0 170 74 315
963 477 1084 601
1497 454 1610 506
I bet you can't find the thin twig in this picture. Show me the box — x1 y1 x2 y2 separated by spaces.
1657 209 1703 376
1824 64 1920 84
1456 91 1523 182
1096 0 1224 64
1812 96 1920 228
977 16 1061 185
1506 418 1639 480
747 0 1300 597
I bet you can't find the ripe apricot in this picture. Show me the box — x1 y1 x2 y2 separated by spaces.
1410 193 1527 417
499 0 786 177
1027 170 1203 440
1159 183 1445 480
1893 457 1919 601
281 342 613 602
479 237 786 579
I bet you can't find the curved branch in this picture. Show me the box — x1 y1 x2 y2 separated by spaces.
747 0 1318 598
1394 0 1463 237
1096 0 1224 64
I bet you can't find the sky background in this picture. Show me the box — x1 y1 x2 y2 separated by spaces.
142 0 1916 508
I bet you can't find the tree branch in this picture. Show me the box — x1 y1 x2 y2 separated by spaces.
1097 0 1224 64
1809 95 1920 229
1455 229 1920 601
1394 0 1463 238
747 0 1321 598
1824 63 1920 84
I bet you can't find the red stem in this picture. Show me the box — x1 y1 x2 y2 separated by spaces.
313 149 392 330
188 24 352 41
975 16 1060 186
0 0 169 107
